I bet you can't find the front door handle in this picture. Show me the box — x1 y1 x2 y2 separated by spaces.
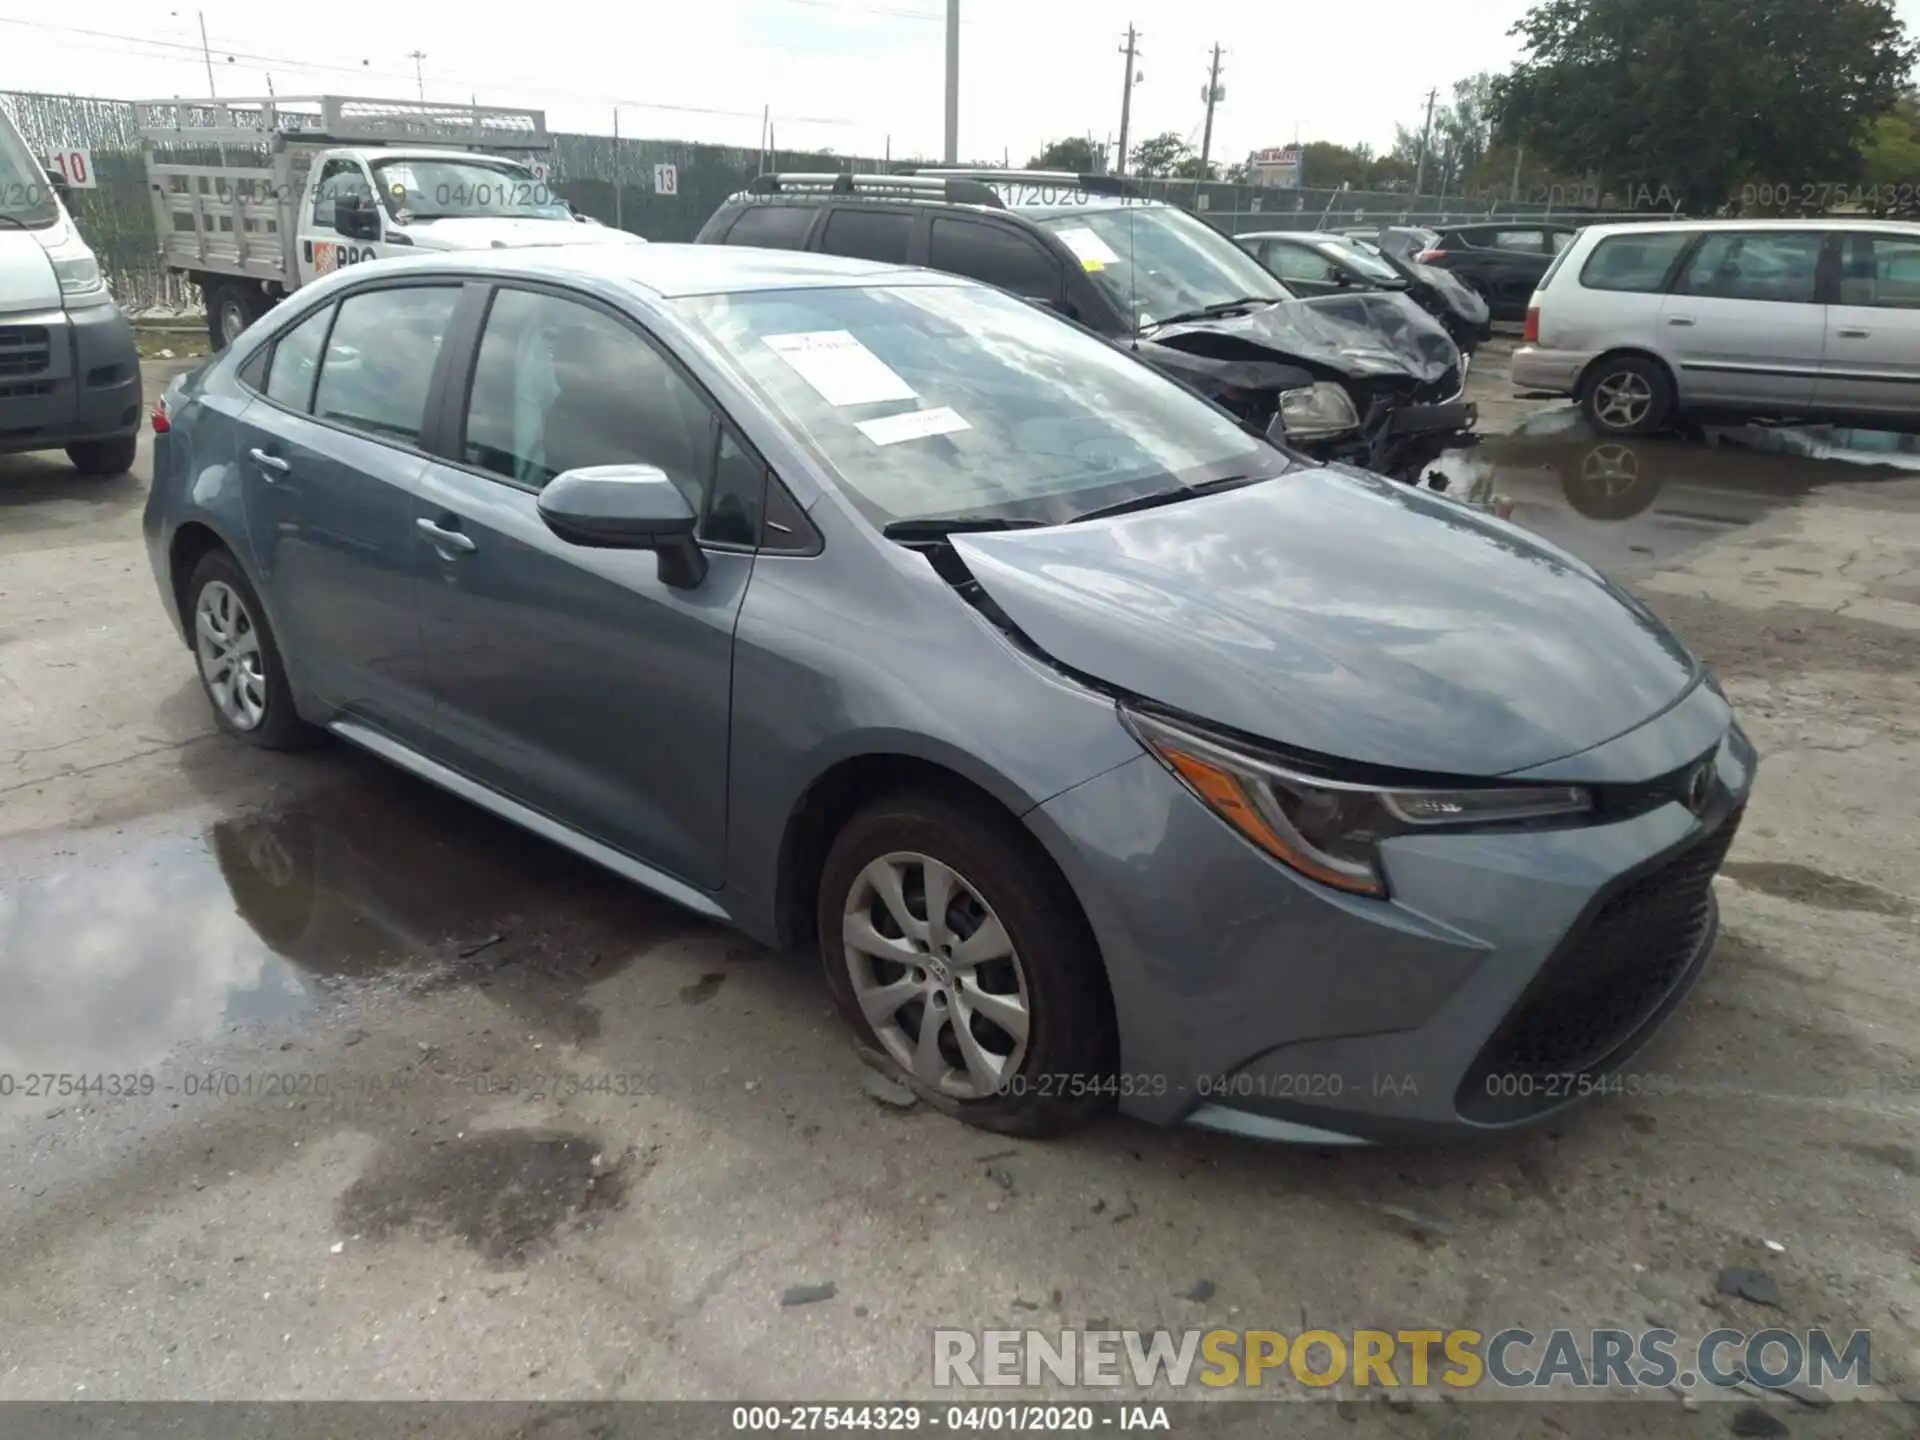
416 516 477 554
1837 327 1871 338
249 447 290 474
1666 316 1695 327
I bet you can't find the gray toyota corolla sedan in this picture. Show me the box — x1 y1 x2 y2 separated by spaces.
144 245 1756 1143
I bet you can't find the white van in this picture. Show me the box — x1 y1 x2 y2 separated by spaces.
0 105 143 474
1512 218 1920 436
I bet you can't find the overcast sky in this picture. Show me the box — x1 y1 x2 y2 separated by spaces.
5 0 1919 165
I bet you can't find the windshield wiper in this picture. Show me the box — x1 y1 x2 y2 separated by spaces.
1070 474 1264 524
881 516 1051 541
1143 296 1280 330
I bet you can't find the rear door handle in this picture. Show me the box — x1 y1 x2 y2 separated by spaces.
1838 327 1871 338
1666 316 1695 327
416 516 477 554
248 447 290 474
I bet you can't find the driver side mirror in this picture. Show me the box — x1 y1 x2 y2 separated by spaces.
537 464 709 589
335 194 381 241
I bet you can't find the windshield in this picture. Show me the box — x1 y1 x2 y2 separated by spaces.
1036 205 1291 328
681 280 1282 530
1313 236 1402 284
370 156 568 222
0 108 58 229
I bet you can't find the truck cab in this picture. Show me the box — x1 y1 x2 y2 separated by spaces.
137 95 644 349
0 103 143 475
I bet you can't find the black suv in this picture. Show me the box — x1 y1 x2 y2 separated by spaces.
1414 223 1582 321
695 171 1476 483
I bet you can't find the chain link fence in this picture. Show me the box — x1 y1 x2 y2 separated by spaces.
3 87 1682 316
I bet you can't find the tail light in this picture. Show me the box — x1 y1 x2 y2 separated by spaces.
1416 248 1447 262
149 399 170 434
1523 306 1540 344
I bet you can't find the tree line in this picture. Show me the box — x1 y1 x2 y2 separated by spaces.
1024 0 1920 215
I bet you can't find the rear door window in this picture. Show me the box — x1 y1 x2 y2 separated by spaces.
722 204 818 249
1676 232 1823 304
927 218 1062 300
1487 229 1550 254
1578 231 1695 293
263 303 335 413
819 208 914 265
311 285 460 446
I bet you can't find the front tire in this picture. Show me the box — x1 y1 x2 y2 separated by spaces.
66 436 136 476
818 788 1116 1136
1580 355 1675 437
186 548 319 750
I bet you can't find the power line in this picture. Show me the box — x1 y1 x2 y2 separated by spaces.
0 16 867 129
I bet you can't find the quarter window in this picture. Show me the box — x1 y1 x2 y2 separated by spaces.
263 303 334 413
311 286 458 446
463 287 717 522
1578 231 1694 293
928 219 1061 299
1677 232 1822 304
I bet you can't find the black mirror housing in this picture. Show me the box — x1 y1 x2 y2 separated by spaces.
335 196 380 240
537 464 708 587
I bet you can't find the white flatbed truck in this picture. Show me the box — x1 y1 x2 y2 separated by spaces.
136 94 641 348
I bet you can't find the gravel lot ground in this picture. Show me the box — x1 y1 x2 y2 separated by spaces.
1 346 1916 1435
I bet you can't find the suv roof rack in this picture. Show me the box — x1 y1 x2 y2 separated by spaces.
745 172 1004 208
908 168 1146 200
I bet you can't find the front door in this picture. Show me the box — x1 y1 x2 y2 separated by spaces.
1815 230 1920 420
1258 238 1345 297
296 156 387 287
236 282 462 746
415 284 763 891
1659 230 1827 410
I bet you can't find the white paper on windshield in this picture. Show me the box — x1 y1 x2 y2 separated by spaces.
1052 226 1123 270
762 330 917 407
856 406 972 447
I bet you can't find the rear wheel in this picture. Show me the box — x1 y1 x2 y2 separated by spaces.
1580 355 1675 437
205 280 271 351
818 788 1116 1136
65 436 136 476
186 548 320 750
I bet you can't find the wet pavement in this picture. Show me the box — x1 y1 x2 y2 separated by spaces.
1 359 1918 1422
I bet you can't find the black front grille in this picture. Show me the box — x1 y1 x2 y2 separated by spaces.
0 325 53 379
1459 806 1743 1122
0 379 54 399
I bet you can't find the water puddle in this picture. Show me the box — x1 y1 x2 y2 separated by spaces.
0 763 706 1079
1440 406 1919 568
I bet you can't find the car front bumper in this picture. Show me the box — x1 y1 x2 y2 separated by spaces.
1027 684 1757 1142
1510 344 1593 397
0 303 142 456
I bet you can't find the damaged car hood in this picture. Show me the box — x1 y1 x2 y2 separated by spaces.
951 469 1699 776
1146 293 1459 386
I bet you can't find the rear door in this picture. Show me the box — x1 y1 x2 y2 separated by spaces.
1463 228 1557 316
234 281 461 745
1659 229 1827 410
1816 230 1920 419
412 282 759 890
813 206 919 267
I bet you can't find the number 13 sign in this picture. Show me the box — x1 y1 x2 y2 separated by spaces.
46 148 97 189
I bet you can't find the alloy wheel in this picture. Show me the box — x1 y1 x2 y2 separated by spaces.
1591 371 1654 430
221 301 249 347
195 580 268 731
842 851 1031 1099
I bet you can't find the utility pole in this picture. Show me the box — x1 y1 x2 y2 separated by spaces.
1116 26 1140 176
407 50 427 100
1413 87 1438 199
197 11 217 97
1510 141 1525 201
1199 44 1224 171
943 0 960 164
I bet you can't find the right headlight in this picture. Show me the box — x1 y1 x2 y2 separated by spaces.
1122 706 1593 898
1272 381 1359 440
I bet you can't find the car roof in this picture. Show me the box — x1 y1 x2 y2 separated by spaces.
1235 230 1360 244
1443 219 1580 233
1574 216 1920 239
346 242 949 299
